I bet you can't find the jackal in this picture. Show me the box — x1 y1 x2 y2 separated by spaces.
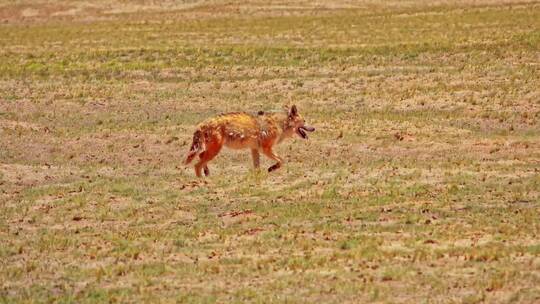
184 105 315 177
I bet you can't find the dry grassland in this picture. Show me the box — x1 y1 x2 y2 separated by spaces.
1 0 539 303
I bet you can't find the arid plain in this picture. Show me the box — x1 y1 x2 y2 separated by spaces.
1 0 539 302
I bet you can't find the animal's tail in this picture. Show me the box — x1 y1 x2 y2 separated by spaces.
184 130 203 165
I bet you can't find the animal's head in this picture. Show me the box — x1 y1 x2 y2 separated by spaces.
285 105 315 139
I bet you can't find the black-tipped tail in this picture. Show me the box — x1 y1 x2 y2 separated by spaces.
184 130 203 165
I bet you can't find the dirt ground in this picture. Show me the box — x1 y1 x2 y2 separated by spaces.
1 0 539 303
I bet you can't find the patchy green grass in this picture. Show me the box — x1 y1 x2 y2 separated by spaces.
1 0 539 303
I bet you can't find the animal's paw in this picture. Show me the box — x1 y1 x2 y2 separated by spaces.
268 164 280 172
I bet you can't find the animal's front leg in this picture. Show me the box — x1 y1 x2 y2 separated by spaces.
251 149 260 169
262 148 283 172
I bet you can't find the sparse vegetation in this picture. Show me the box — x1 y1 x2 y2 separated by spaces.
1 0 539 303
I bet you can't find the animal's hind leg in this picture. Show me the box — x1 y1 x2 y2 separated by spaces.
194 141 222 177
195 158 210 177
194 159 205 178
199 153 210 176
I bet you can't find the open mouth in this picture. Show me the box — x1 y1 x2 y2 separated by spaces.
297 126 315 139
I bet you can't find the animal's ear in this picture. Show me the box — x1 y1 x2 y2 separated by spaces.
288 105 298 117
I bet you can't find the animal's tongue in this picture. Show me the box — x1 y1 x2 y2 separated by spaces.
298 127 308 139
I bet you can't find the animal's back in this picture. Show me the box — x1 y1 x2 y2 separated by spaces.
200 112 261 150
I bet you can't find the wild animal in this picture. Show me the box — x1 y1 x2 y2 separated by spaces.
184 105 315 177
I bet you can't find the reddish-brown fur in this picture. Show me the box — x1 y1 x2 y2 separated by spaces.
184 105 314 177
